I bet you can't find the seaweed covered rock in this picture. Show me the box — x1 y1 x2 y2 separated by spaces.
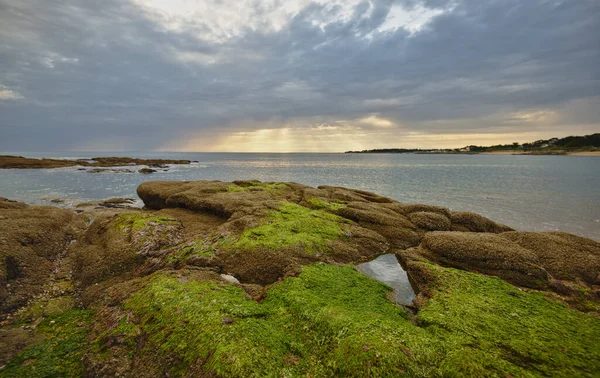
137 181 511 255
403 230 600 308
71 212 183 290
450 211 514 233
335 201 422 248
0 155 191 169
215 202 388 284
502 231 600 285
407 211 452 231
78 264 600 377
137 181 390 284
0 199 86 315
2 181 600 377
501 231 600 304
406 232 550 289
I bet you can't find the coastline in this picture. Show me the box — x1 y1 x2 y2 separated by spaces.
480 150 600 156
345 150 600 156
1 180 599 376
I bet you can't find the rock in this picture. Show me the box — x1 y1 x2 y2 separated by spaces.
0 155 191 169
0 198 27 210
76 198 137 209
0 155 86 169
335 201 421 248
220 274 240 284
2 182 600 377
449 211 514 233
137 181 390 284
408 211 452 231
90 157 190 167
138 168 156 174
87 168 134 174
71 211 183 291
403 229 600 302
406 231 550 289
501 231 600 285
0 200 86 315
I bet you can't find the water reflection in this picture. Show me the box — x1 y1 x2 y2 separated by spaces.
357 254 416 306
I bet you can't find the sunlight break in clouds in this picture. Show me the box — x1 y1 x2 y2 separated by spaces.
0 88 23 101
358 114 396 128
0 0 598 151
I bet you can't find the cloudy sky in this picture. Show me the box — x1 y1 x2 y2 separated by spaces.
0 0 598 152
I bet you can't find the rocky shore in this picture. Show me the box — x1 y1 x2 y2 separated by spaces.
0 181 599 377
0 155 191 169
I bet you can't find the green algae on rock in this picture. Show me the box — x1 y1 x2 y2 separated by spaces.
83 264 600 377
1 181 600 377
233 202 347 253
1 310 93 377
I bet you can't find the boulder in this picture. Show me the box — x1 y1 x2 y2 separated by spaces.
502 231 600 285
408 231 550 289
0 200 86 315
450 211 513 233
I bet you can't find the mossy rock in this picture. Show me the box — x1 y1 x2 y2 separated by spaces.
71 212 183 288
81 263 600 377
0 202 86 315
3 181 600 377
210 202 388 284
1 310 93 377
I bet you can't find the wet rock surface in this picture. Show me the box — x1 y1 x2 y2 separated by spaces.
1 181 599 377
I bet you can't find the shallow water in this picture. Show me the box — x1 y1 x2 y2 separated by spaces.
0 152 599 240
357 254 416 306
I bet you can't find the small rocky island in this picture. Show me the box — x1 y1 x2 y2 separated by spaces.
0 155 191 170
1 181 599 377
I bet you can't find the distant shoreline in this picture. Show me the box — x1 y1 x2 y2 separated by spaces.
480 150 600 156
345 133 600 155
345 150 600 156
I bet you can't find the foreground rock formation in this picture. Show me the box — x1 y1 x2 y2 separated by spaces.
1 182 599 377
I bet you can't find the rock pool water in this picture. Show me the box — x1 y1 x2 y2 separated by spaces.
357 254 416 306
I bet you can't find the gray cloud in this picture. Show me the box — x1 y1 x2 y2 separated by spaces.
0 0 598 151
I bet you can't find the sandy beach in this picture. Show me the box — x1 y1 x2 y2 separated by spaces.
568 151 600 156
480 150 600 156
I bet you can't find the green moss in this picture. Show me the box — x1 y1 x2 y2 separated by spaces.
125 274 294 377
166 239 216 265
227 184 246 192
115 213 178 233
307 198 347 211
92 315 140 360
227 182 288 193
119 262 600 377
234 202 347 253
1 310 93 378
415 263 600 377
16 296 74 321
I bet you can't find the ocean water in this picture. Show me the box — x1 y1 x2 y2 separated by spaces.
1 152 599 241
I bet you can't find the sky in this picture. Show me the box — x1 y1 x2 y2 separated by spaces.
0 0 599 152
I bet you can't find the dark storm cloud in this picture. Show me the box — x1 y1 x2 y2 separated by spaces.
0 0 598 151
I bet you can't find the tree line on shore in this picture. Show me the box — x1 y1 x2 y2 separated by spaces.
346 133 600 153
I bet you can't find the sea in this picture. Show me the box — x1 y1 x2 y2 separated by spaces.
1 152 599 241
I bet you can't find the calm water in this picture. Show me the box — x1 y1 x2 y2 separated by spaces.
357 254 416 306
1 152 599 240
